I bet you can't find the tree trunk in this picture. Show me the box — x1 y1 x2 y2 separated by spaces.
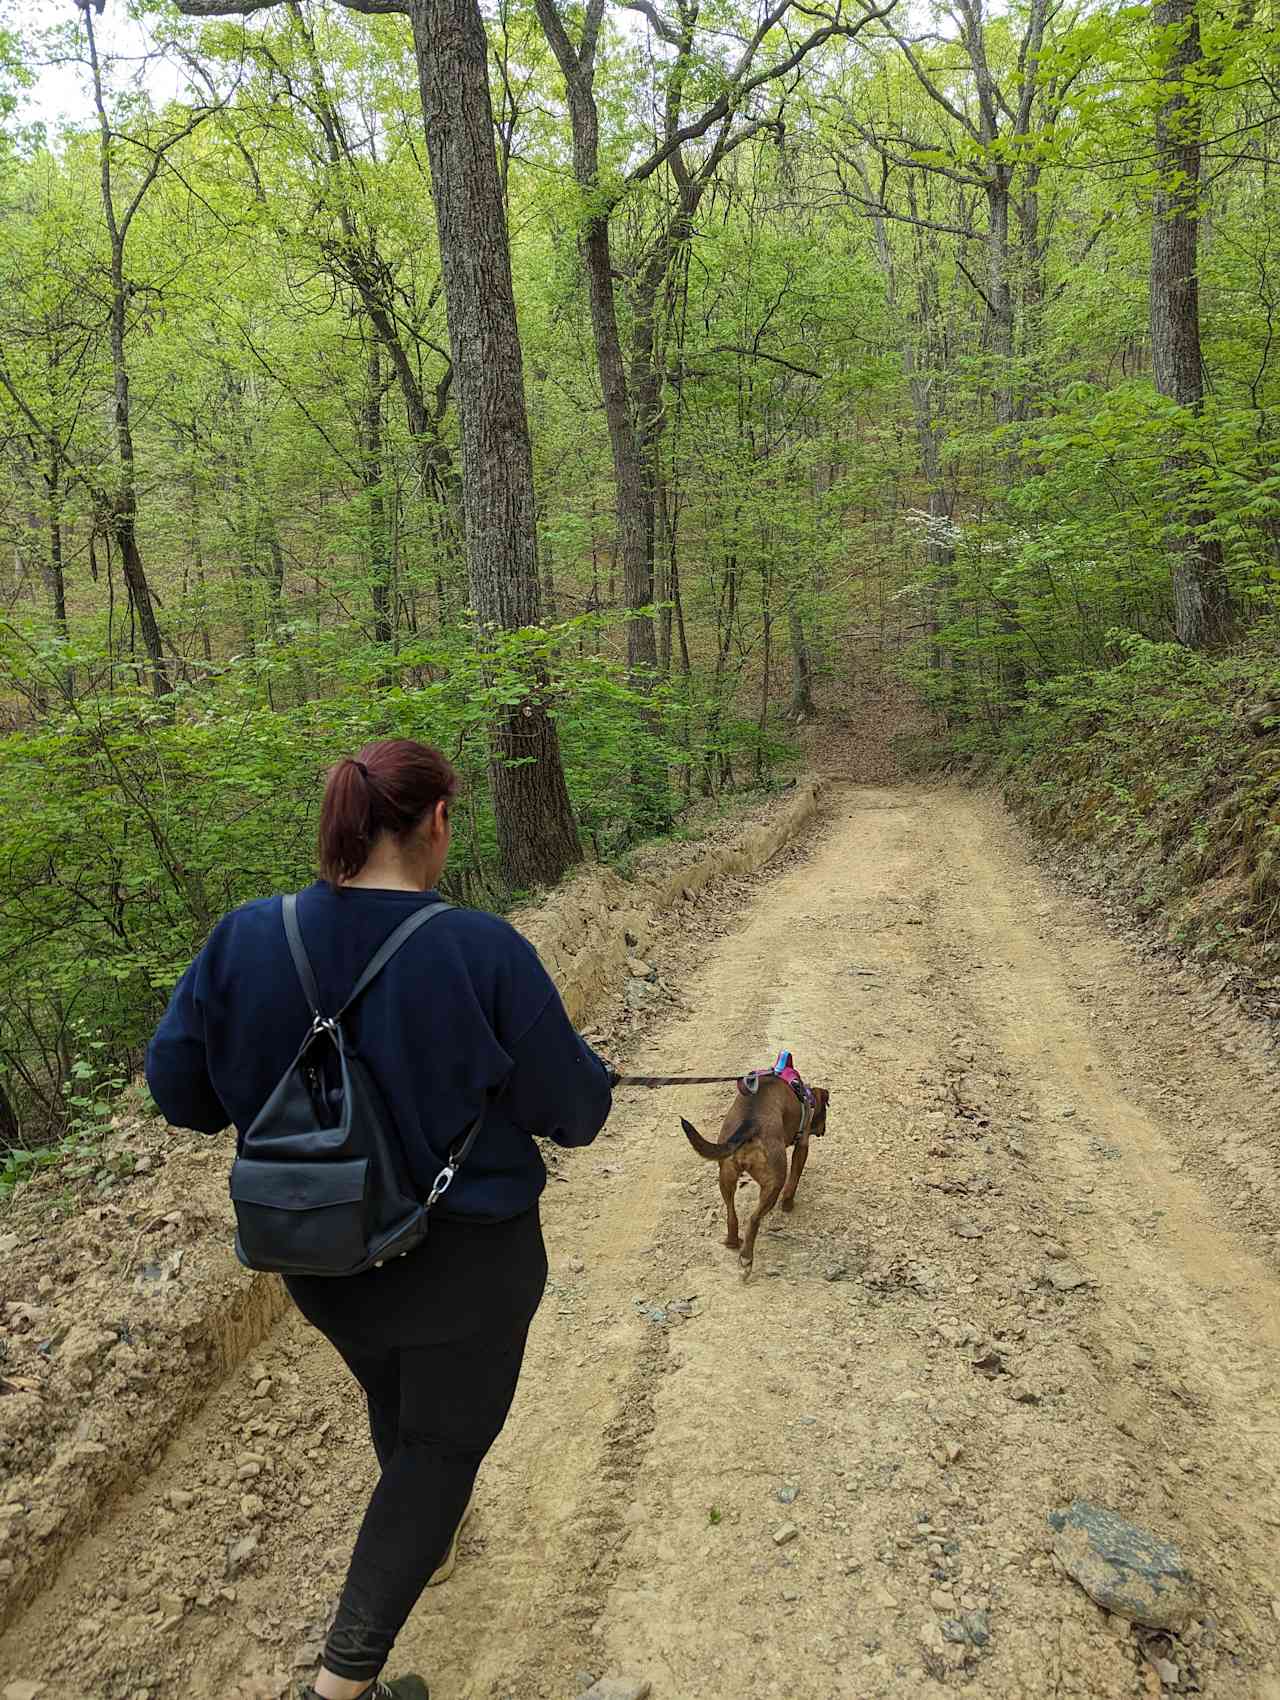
43 447 68 640
860 160 958 689
363 340 393 646
656 469 672 675
85 6 171 699
533 0 658 680
265 527 287 617
409 0 581 887
108 288 170 695
581 218 658 676
982 174 1026 704
628 203 704 666
189 469 213 665
671 546 691 677
532 0 672 828
630 283 666 655
702 554 738 795
1150 0 1233 649
542 532 558 619
788 604 816 720
0 1073 19 1151
41 443 74 703
1015 163 1047 426
984 175 1015 433
231 448 260 652
756 577 772 781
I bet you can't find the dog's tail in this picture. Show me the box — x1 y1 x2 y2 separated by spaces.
681 1116 757 1162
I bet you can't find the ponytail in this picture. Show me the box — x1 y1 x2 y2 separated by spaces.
318 739 458 886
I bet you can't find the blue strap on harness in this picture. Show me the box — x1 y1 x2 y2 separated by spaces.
737 1050 816 1136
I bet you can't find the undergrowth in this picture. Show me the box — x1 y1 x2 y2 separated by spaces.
993 634 1280 977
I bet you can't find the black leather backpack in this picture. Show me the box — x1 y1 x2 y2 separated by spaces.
229 894 484 1277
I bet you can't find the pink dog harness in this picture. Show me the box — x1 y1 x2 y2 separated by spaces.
738 1050 819 1137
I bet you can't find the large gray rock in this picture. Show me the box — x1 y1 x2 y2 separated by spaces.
1048 1501 1196 1630
579 1682 651 1700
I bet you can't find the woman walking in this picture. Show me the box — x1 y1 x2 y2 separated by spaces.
146 739 614 1700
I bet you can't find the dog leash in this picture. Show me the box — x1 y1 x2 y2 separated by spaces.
614 1073 744 1088
614 1051 802 1091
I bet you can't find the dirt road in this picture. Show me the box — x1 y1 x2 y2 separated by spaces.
5 784 1280 1700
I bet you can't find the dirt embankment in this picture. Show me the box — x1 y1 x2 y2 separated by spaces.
0 781 819 1644
512 781 820 1025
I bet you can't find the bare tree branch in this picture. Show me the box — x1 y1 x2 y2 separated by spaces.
173 0 410 15
832 111 987 191
883 27 979 141
618 0 683 45
171 0 291 13
534 0 579 73
579 0 607 72
686 344 825 379
627 0 899 192
953 254 998 313
832 173 979 239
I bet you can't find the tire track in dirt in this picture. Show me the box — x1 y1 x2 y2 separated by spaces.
3 784 1280 1700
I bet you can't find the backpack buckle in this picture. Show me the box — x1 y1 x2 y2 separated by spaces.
428 1164 456 1205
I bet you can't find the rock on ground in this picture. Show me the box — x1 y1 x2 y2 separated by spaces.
579 1681 651 1700
1049 1501 1196 1630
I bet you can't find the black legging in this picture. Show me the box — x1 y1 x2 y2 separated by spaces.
286 1205 548 1682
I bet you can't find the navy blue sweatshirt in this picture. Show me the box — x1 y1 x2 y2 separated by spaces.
145 882 613 1221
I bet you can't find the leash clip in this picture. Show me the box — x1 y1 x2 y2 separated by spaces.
428 1164 456 1205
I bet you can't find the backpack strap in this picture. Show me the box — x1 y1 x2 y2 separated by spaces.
336 900 452 1020
281 894 453 1022
282 893 324 1017
428 1101 487 1206
450 1107 486 1167
282 893 476 1202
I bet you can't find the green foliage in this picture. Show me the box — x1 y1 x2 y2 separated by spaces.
0 1019 132 1202
3 0 1279 1166
0 614 783 1151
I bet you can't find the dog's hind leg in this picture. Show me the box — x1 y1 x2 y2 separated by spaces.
740 1154 786 1278
720 1162 741 1250
781 1136 809 1213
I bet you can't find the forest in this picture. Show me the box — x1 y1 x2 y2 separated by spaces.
0 0 1277 1163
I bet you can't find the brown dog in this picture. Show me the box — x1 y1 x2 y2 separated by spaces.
681 1075 829 1278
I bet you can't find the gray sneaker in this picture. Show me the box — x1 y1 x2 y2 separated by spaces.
427 1491 475 1587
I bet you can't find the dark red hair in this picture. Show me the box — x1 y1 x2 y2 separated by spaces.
318 739 458 885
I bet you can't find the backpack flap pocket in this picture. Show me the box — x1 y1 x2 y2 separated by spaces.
230 1156 369 1275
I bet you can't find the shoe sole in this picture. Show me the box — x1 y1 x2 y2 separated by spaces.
427 1491 475 1587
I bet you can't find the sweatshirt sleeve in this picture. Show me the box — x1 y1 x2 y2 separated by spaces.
500 989 614 1147
485 920 613 1148
145 951 230 1136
